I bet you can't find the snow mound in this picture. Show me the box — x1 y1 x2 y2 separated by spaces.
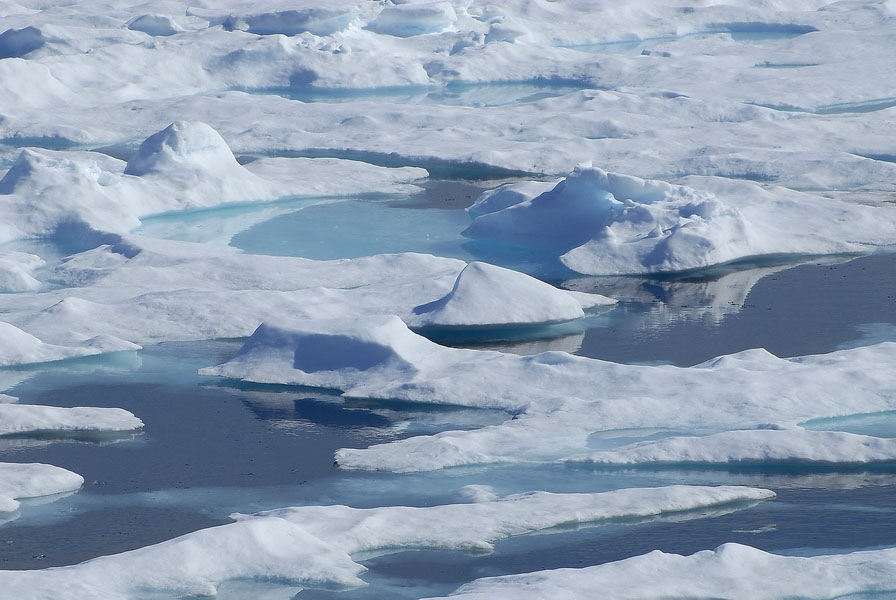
0 321 137 366
126 15 182 37
124 121 242 177
0 252 44 292
0 517 365 599
0 26 46 59
0 403 143 437
467 180 559 218
242 486 773 556
367 2 458 37
463 165 896 275
0 462 84 513
225 8 358 36
409 261 611 327
428 543 896 600
0 485 770 598
199 315 446 392
564 427 896 466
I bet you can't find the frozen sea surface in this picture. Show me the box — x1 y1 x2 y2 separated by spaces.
3 0 896 596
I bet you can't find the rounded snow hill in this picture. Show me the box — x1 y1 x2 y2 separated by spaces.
409 261 614 328
124 121 243 177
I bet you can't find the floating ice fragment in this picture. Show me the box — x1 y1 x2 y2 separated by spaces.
0 462 84 514
564 428 896 466
0 403 143 437
0 321 138 366
427 543 896 600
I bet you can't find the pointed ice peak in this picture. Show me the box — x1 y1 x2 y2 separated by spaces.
124 121 240 176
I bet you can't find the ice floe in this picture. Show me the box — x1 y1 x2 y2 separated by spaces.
0 403 143 437
0 485 772 598
427 543 896 600
202 316 896 471
464 165 896 275
0 462 84 513
563 426 896 466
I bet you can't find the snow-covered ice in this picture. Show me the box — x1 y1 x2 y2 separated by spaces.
202 316 896 471
464 165 896 275
0 403 143 437
563 426 896 466
0 485 772 598
3 0 896 594
409 261 613 328
0 462 84 513
427 542 896 600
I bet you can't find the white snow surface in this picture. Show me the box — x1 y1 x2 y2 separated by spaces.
0 121 424 244
0 252 44 292
203 316 896 471
0 462 84 513
0 485 773 598
564 426 896 466
408 261 613 327
428 543 896 600
464 165 896 275
0 404 143 437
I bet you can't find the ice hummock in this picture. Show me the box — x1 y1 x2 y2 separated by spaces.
0 462 84 514
0 485 772 598
408 261 613 328
463 165 896 275
202 316 896 471
426 543 896 600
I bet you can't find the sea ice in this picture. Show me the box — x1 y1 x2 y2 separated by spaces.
464 165 896 275
202 316 896 471
0 485 773 598
0 403 144 437
0 251 44 292
0 462 84 513
563 426 896 466
408 261 613 328
427 543 896 600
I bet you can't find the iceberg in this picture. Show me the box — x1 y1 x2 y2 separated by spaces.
427 543 896 600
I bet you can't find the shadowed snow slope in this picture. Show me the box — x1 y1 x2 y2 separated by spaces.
408 261 613 327
0 485 772 598
0 463 84 513
463 165 896 275
202 317 896 471
426 543 896 600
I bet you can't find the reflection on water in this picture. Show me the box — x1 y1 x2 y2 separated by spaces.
566 252 896 366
